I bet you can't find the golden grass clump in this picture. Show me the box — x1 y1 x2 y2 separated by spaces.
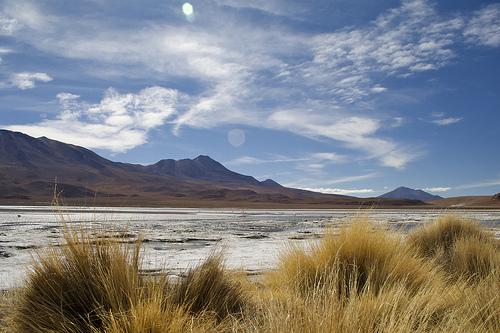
15 229 142 333
251 278 471 333
0 290 17 333
269 219 439 297
12 227 249 333
172 254 249 321
99 294 222 333
408 215 500 280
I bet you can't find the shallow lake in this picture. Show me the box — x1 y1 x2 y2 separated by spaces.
1 206 499 289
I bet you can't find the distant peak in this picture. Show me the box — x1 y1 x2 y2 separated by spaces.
155 158 175 164
379 186 442 201
194 155 213 161
261 179 282 187
193 155 222 167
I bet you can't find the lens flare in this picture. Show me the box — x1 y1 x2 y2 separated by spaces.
228 129 246 147
182 2 194 16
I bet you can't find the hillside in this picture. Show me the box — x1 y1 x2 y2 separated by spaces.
431 194 500 208
0 130 424 208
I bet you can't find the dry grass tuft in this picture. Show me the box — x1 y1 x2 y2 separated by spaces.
408 215 491 256
0 290 17 333
15 228 142 333
269 219 438 297
172 254 249 321
99 294 221 333
409 215 499 280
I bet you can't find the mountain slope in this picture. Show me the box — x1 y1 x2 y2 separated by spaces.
379 187 442 202
145 155 261 186
430 194 500 208
0 130 425 207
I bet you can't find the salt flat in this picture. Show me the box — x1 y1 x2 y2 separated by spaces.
1 206 499 289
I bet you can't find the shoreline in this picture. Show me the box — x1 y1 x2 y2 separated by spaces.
2 201 500 210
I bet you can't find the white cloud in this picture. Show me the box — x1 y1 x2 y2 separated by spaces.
0 47 13 63
370 85 387 93
431 117 462 126
300 187 374 196
464 4 500 47
9 72 52 89
215 0 304 17
2 1 49 31
228 152 346 166
0 15 18 35
285 172 378 189
267 111 420 168
323 173 379 185
300 0 465 104
0 47 13 54
455 178 500 190
423 187 451 193
391 117 404 127
310 152 347 163
228 155 307 165
7 86 180 152
1 0 498 166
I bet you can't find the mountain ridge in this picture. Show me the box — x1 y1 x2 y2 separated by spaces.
379 186 443 202
0 129 427 207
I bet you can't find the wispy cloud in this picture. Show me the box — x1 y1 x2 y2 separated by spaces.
299 0 465 105
285 172 379 189
300 187 374 196
227 155 307 165
455 178 500 190
9 72 52 90
423 187 451 193
6 87 180 152
0 14 18 35
228 152 346 166
464 4 500 47
215 0 305 17
310 152 347 163
1 0 498 168
430 117 462 126
268 111 420 168
421 177 500 193
0 47 13 63
371 85 388 93
323 172 379 185
0 47 13 54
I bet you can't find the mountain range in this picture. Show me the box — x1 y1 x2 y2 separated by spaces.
0 130 427 208
2 130 498 208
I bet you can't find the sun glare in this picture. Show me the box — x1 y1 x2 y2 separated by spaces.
182 2 194 17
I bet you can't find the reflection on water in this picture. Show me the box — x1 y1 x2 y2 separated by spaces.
1 206 499 289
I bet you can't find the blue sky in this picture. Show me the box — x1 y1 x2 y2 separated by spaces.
1 0 499 197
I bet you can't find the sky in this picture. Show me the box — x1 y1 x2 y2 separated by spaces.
0 0 499 197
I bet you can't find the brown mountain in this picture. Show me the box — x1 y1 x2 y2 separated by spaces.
431 195 500 208
379 187 442 202
0 130 424 208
